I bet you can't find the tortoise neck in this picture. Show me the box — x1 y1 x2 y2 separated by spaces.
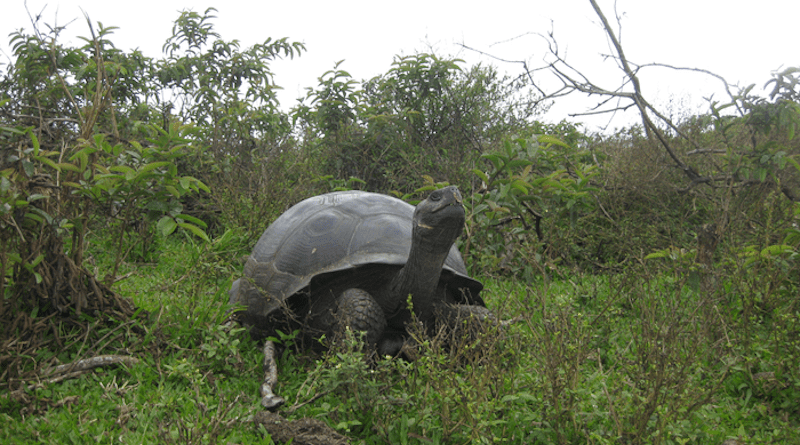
388 235 452 322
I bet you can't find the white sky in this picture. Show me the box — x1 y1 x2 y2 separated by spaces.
1 0 797 132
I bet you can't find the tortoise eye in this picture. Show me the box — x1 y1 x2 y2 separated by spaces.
429 191 441 201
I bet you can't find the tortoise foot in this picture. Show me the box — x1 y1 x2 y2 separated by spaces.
261 393 286 410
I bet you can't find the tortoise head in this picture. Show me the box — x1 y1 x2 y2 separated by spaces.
412 186 465 250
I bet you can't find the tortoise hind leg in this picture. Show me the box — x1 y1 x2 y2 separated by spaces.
334 289 387 351
260 340 286 410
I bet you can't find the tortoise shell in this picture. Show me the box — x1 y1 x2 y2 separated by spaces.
229 190 483 328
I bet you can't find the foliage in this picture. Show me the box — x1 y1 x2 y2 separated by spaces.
466 132 599 276
155 8 305 170
707 68 800 199
0 10 220 392
3 17 153 141
295 60 361 144
146 8 313 238
296 53 547 193
69 125 210 270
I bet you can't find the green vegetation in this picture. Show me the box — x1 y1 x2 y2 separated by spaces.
2 7 799 445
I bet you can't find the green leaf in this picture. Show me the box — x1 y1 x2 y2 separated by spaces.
1 126 26 135
471 203 488 214
57 163 81 173
645 248 674 260
195 179 210 193
27 193 48 203
29 253 45 267
481 153 503 169
536 134 570 148
157 216 178 237
176 213 208 228
110 165 136 176
139 161 172 174
30 131 40 156
22 160 34 176
177 222 210 242
32 155 61 172
760 245 794 257
510 179 532 195
472 169 490 184
178 176 210 193
166 185 180 197
70 150 88 172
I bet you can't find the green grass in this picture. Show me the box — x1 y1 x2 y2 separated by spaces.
2 233 799 444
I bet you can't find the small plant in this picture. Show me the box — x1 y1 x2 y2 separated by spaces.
200 324 246 373
466 135 598 277
68 126 211 275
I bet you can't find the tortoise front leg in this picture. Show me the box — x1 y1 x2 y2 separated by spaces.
334 289 387 350
260 340 286 409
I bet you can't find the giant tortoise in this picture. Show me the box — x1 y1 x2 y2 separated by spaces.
229 186 488 408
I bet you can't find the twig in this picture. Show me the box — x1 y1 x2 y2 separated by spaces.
284 388 335 414
686 149 727 156
44 354 139 377
3 355 139 400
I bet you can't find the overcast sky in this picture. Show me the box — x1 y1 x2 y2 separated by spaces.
1 0 797 131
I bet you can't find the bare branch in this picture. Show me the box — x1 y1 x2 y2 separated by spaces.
2 355 139 401
44 355 140 377
457 0 744 187
635 62 742 114
588 0 640 100
570 104 635 117
583 0 702 181
687 149 727 156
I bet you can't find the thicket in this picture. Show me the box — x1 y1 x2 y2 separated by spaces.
1 7 799 445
